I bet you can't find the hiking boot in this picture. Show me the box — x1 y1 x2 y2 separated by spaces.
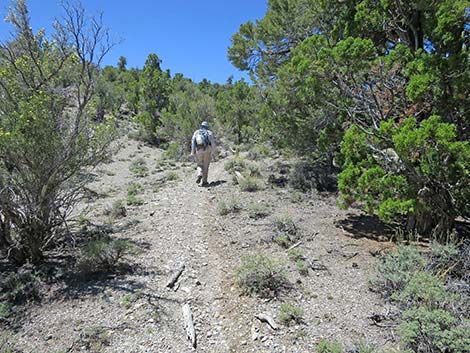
201 181 209 187
196 175 202 184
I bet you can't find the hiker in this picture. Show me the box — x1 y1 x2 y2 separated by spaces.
191 121 216 187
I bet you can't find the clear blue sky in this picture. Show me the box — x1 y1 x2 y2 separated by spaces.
0 0 267 83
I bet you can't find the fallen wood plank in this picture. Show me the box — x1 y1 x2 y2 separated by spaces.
182 303 197 348
287 241 302 251
166 263 185 288
255 313 278 330
234 171 245 184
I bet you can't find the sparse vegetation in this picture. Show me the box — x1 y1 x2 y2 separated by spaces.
105 199 127 219
76 237 136 274
79 324 110 352
224 157 246 173
129 158 149 177
165 170 180 181
374 243 470 353
278 303 304 325
236 254 288 297
247 202 271 219
273 214 301 246
218 198 243 216
239 176 262 192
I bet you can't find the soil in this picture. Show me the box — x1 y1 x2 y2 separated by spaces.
1 135 399 353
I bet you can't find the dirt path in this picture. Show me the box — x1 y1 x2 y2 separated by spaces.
3 136 398 352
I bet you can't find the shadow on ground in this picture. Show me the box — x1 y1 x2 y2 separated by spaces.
336 214 395 241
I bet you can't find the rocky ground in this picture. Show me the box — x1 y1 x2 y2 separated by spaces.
1 135 400 353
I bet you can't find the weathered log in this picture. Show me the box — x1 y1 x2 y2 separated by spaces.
287 241 302 251
182 303 197 348
234 171 245 184
255 313 278 330
166 263 185 288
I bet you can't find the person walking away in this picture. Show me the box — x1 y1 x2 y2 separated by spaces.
191 121 216 186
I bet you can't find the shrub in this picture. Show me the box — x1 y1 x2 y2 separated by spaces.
246 163 262 177
165 171 180 181
287 248 304 262
80 324 110 352
76 237 135 274
248 202 271 219
218 198 243 216
427 241 461 278
278 303 304 325
127 182 144 197
0 1 117 265
126 194 144 206
375 245 425 295
316 340 343 353
398 306 469 353
393 271 447 308
0 268 40 305
239 176 262 192
236 254 288 297
163 141 183 160
273 215 301 245
224 157 246 173
295 259 309 275
105 199 127 219
274 234 290 248
290 158 338 192
129 158 149 177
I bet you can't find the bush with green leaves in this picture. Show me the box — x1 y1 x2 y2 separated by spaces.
129 158 149 177
76 236 136 274
236 254 288 297
278 303 304 325
375 245 426 295
218 198 243 216
339 116 470 240
0 268 40 306
273 214 300 246
376 244 470 353
247 202 271 219
105 199 127 219
224 157 247 173
239 176 262 192
0 0 116 265
315 340 343 353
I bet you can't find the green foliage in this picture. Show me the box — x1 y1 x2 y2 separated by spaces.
79 324 110 352
77 237 135 274
136 53 171 144
224 157 247 172
129 158 149 177
239 176 262 192
127 182 144 197
376 244 470 353
375 246 425 294
236 253 288 297
295 259 309 275
278 303 304 325
0 269 40 305
126 194 144 206
165 170 179 181
218 198 243 216
0 0 116 264
315 340 343 353
215 80 260 144
273 214 300 244
398 307 470 353
247 202 271 219
106 199 127 219
339 116 470 238
160 76 215 154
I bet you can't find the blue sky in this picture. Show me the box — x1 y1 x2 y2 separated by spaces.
0 0 267 83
